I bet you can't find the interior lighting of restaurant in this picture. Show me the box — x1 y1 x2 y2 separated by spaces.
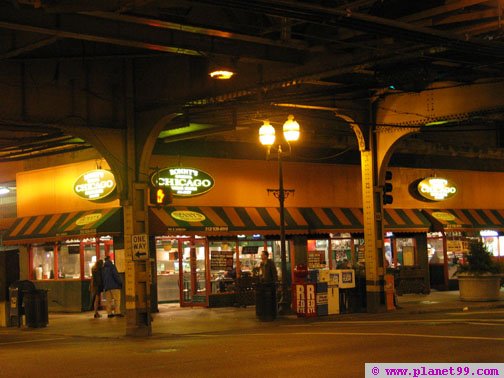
0 187 10 195
258 114 300 315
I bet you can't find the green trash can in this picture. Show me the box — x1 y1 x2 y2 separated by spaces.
24 289 49 328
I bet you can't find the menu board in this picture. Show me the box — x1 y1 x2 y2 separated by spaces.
447 239 468 253
241 245 259 254
210 251 234 270
308 250 325 269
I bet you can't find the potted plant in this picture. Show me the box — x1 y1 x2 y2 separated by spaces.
455 240 503 301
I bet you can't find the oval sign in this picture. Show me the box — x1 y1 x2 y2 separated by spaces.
151 167 214 197
171 210 206 223
75 213 103 226
417 177 457 201
431 211 456 222
74 169 116 201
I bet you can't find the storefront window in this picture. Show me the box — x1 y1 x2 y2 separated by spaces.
269 240 288 280
32 245 55 280
30 237 114 281
155 237 179 303
384 238 392 267
181 238 207 302
58 243 81 279
208 240 237 294
330 236 352 268
354 238 365 265
237 238 284 279
396 238 416 267
480 231 501 257
428 235 445 264
239 240 269 275
81 238 114 279
156 238 179 275
83 242 97 279
307 239 328 270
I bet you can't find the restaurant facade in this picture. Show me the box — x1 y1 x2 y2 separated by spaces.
2 153 504 317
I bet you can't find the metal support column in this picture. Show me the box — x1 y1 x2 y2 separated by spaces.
344 110 419 313
123 60 152 336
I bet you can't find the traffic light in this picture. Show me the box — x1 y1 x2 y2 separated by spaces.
149 186 172 206
383 170 393 205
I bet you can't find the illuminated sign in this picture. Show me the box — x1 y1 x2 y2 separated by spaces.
151 167 214 197
480 230 498 237
171 210 206 223
75 213 103 226
74 169 116 201
417 177 457 201
431 212 456 222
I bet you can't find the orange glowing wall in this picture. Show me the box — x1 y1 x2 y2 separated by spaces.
14 155 504 218
16 160 119 217
148 155 363 208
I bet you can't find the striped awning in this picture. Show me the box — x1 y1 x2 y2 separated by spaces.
0 217 15 232
149 206 430 236
2 208 122 245
422 209 504 232
384 208 431 232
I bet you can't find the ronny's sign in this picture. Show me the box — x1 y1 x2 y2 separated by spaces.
74 169 116 201
151 167 214 197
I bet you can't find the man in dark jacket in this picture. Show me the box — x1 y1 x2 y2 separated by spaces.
102 256 123 318
259 250 278 284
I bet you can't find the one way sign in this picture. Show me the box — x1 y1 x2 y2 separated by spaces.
132 234 149 261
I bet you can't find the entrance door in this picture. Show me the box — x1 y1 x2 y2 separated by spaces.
179 238 208 307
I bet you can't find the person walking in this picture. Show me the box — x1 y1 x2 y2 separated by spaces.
102 256 123 318
90 259 104 318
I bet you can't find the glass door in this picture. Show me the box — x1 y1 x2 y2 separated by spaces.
179 237 208 307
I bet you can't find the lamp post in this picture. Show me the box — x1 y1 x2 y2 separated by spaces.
259 115 300 315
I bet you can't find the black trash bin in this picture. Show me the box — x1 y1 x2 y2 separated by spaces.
24 289 49 328
255 283 277 321
9 280 36 327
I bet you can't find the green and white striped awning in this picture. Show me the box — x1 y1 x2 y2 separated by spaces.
422 209 504 232
149 206 431 236
2 208 122 245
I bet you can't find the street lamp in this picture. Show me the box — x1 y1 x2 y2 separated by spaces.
259 115 300 315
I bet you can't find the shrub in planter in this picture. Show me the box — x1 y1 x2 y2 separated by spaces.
455 240 503 302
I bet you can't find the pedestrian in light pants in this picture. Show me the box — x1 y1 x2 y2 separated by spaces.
105 288 122 317
102 256 123 318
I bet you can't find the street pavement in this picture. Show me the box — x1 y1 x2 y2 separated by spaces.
3 289 503 338
1 289 503 378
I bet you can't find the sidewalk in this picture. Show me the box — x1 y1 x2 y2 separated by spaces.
395 288 504 314
7 289 504 338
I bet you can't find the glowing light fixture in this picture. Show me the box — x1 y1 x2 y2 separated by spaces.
259 120 276 146
283 114 300 142
257 115 301 315
209 69 235 80
0 187 9 195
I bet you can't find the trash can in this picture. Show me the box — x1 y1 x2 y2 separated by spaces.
24 289 49 328
255 282 277 321
9 280 36 327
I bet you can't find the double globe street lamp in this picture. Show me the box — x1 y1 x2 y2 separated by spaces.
258 115 300 315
